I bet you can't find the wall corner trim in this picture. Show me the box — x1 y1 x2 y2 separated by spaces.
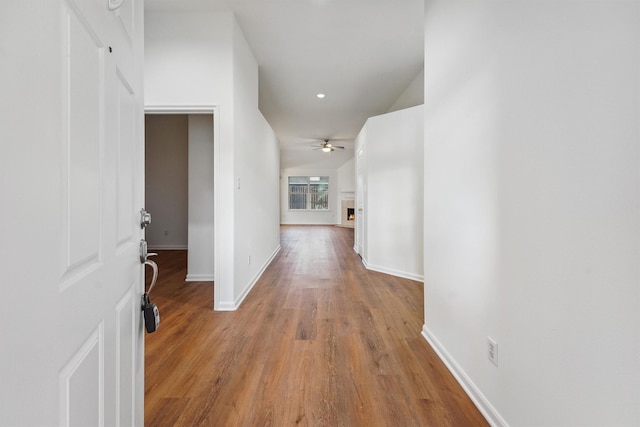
217 245 282 311
216 301 237 312
365 263 424 283
235 245 281 308
421 325 509 427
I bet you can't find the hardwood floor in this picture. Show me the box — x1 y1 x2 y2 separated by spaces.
145 225 488 426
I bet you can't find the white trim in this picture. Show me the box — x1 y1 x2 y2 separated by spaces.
334 224 354 229
421 325 509 427
185 274 214 282
212 106 222 310
217 245 281 311
144 105 222 312
364 262 424 283
147 245 187 251
145 105 215 115
216 301 237 312
359 255 424 283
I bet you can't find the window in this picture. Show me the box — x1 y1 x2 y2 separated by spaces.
288 176 329 210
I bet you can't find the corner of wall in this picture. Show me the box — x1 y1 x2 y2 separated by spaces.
421 326 509 427
387 67 424 113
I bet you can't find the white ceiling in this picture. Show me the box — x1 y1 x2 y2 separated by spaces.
145 0 425 169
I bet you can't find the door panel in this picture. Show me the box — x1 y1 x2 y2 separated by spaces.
116 70 136 247
60 325 103 427
114 0 135 42
66 4 103 273
116 289 136 426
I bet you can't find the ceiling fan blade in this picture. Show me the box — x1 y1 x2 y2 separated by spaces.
307 138 348 153
314 138 352 142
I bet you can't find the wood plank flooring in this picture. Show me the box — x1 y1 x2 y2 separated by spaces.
145 225 488 426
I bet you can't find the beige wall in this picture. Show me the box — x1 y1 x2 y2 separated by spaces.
145 114 188 249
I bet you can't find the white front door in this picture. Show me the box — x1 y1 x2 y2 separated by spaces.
0 1 145 425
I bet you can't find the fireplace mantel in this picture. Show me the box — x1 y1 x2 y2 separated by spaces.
340 191 355 200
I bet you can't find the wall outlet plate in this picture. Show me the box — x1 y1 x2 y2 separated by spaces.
488 337 498 367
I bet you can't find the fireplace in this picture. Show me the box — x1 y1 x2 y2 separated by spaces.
340 199 355 228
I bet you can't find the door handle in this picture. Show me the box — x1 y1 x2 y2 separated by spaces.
140 239 160 333
139 239 157 263
143 258 158 295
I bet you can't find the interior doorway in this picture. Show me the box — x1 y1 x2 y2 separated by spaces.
144 112 215 283
145 114 188 252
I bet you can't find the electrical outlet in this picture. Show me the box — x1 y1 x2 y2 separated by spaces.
488 337 498 366
164 230 168 236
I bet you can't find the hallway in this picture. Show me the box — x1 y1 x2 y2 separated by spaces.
145 225 487 426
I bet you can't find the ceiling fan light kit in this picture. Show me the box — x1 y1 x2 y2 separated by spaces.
312 139 345 153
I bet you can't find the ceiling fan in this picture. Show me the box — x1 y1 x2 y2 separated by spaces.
311 139 345 153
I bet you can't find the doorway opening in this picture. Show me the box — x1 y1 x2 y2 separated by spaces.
144 111 215 285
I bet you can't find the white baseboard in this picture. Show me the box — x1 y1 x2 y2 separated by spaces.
361 255 369 268
361 260 424 283
421 325 509 427
185 274 214 282
216 245 281 311
216 301 237 312
366 263 424 282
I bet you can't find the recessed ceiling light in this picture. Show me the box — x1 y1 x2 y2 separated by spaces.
316 93 326 99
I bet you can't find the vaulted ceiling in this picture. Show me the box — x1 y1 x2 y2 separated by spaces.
145 0 425 169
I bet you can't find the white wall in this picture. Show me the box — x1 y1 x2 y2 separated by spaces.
145 12 233 108
337 158 356 195
422 2 640 426
232 19 281 306
145 115 188 249
187 114 215 281
145 11 280 310
356 105 424 281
